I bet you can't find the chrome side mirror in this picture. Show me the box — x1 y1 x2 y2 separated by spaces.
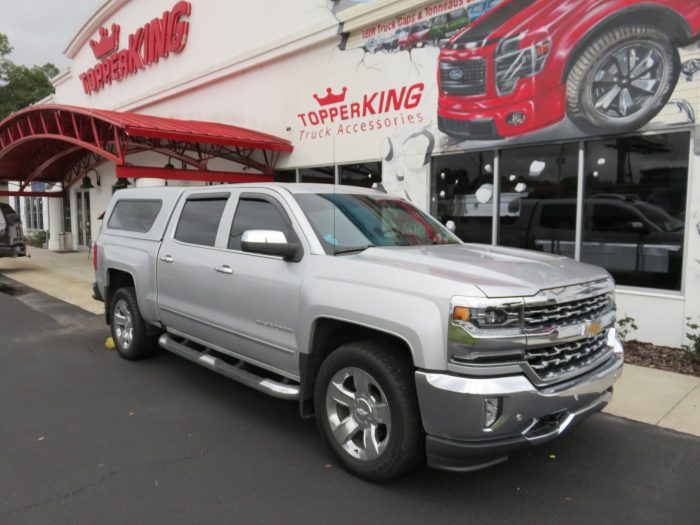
241 230 301 261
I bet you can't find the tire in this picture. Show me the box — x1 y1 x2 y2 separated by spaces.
314 340 423 482
110 287 158 360
566 25 680 135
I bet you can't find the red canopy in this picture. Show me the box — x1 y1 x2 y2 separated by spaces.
0 104 292 194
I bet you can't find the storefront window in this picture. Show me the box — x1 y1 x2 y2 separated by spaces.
582 132 689 291
275 170 297 183
431 151 495 244
499 143 579 257
300 166 334 184
339 162 381 188
62 195 72 233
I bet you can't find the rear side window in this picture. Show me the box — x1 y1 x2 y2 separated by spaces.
174 198 228 246
540 204 576 230
108 200 162 233
228 198 294 251
0 204 19 224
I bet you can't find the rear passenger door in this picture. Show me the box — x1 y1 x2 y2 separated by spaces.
156 191 230 343
206 191 306 377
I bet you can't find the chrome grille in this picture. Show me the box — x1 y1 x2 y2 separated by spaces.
525 332 610 382
524 293 612 330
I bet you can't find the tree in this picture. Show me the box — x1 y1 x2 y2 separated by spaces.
0 33 59 121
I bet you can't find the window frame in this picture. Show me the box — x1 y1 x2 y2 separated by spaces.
429 128 693 296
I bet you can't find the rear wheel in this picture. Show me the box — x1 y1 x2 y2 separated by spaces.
566 25 680 135
110 287 157 360
314 340 422 481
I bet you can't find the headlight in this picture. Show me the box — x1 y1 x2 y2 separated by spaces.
495 33 551 95
452 305 520 328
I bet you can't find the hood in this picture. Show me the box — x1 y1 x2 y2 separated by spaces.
354 243 610 298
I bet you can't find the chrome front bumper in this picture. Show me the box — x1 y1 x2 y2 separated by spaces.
416 336 624 472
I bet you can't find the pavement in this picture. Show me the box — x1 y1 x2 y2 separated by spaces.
0 280 698 525
2 248 699 438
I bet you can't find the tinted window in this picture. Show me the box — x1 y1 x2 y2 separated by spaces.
540 203 576 230
229 199 294 251
300 166 334 184
174 198 227 246
339 162 381 188
108 200 162 233
275 170 296 183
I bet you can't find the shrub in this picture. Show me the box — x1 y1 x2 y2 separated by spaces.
25 230 47 248
616 315 638 342
682 317 700 362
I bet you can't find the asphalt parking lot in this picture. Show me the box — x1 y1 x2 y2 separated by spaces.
1 275 699 525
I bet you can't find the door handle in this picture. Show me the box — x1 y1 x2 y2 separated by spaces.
160 255 174 263
215 265 233 275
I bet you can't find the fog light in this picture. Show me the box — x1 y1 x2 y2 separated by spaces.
506 112 526 126
484 397 501 429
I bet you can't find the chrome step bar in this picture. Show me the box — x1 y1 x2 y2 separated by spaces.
158 334 299 400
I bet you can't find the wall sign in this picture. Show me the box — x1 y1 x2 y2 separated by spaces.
79 1 192 95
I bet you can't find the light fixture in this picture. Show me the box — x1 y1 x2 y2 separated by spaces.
80 175 95 189
112 176 131 191
164 157 175 170
86 168 101 186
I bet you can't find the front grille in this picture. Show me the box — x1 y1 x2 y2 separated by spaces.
524 293 612 330
526 331 610 382
440 59 486 96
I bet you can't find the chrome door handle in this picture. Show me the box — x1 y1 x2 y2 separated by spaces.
160 255 174 263
215 265 233 275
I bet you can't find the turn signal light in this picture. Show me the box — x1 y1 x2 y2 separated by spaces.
452 306 470 322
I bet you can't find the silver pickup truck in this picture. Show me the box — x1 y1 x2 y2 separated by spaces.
93 183 623 481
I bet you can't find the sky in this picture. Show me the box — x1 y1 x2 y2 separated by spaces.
0 0 102 70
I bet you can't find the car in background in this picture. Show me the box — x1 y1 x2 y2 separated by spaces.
429 8 470 42
468 0 503 22
0 203 27 258
437 0 700 140
398 22 431 50
380 28 409 52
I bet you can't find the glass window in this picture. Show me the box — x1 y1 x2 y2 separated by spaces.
339 162 381 188
108 200 162 233
174 197 227 246
275 170 296 183
499 143 579 258
300 166 334 184
62 195 72 233
431 151 495 243
295 193 459 254
228 198 294 251
582 133 689 290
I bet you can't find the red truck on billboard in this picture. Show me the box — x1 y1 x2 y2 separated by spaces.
437 0 700 140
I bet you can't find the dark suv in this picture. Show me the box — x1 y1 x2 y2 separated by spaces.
0 203 27 258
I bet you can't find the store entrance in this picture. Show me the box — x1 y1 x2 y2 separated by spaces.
76 191 92 249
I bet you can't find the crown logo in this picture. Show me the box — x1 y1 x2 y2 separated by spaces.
89 24 121 59
313 87 348 106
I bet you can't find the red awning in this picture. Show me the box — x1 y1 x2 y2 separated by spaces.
0 104 292 193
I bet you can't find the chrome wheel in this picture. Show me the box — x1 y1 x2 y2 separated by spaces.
325 367 391 461
113 299 134 350
588 43 667 122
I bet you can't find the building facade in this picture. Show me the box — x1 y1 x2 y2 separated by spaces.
6 0 700 347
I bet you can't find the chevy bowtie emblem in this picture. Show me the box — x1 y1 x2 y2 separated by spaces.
585 321 602 337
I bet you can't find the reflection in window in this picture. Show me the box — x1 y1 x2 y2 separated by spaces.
583 133 688 290
300 166 334 184
339 162 381 188
274 170 296 183
499 143 578 257
431 151 495 243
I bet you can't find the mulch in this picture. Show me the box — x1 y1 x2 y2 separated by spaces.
624 340 700 378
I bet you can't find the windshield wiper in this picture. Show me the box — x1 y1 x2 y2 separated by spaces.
333 245 375 255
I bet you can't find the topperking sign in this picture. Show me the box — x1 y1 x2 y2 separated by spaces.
79 1 192 95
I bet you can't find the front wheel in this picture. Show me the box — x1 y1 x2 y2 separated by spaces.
566 25 680 135
314 341 423 481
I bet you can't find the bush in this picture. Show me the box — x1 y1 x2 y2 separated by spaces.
682 317 700 362
25 229 47 248
616 315 638 342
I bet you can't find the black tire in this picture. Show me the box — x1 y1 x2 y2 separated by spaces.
566 25 680 135
109 287 158 360
314 340 423 482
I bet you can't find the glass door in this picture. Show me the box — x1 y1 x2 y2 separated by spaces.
76 191 92 249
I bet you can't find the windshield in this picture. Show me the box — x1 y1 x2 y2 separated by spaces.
294 193 460 254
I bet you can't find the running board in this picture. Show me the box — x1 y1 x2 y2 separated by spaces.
158 334 299 400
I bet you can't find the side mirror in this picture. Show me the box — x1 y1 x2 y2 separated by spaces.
241 230 301 261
